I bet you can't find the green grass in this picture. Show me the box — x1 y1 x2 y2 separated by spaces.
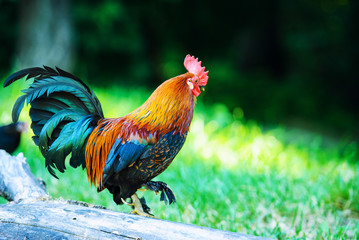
1 79 359 239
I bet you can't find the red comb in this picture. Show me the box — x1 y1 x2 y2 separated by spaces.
184 55 208 86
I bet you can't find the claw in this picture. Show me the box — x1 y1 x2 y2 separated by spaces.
164 186 176 204
121 198 134 206
144 181 176 205
124 193 154 218
131 209 155 218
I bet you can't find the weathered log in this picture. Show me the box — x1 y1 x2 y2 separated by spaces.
0 150 269 240
0 150 48 202
0 200 265 240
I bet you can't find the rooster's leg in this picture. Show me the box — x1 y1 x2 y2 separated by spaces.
144 181 176 205
121 193 154 218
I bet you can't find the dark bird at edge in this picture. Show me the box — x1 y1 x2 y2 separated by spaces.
0 122 27 154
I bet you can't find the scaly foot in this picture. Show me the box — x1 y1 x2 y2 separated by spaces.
121 193 154 218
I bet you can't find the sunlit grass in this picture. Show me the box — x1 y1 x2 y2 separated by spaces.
0 80 358 239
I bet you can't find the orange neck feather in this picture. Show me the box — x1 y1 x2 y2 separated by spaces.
126 72 195 135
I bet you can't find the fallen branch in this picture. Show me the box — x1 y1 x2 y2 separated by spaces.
0 150 268 240
0 150 48 202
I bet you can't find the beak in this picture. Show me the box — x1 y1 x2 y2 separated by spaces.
199 86 205 92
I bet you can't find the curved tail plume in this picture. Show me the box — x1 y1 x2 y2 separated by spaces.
4 66 104 177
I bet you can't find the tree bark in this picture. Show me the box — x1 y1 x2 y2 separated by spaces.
0 150 48 202
0 201 266 240
16 0 74 70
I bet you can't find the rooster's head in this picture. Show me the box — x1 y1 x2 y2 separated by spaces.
184 55 208 97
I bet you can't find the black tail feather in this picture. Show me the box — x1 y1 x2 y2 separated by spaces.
4 67 46 87
4 66 92 94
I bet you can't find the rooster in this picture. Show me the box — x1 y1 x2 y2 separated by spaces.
3 55 208 216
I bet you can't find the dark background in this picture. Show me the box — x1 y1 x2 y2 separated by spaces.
1 0 358 136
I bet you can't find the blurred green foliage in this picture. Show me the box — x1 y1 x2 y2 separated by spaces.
1 1 358 238
1 81 358 238
0 0 358 135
